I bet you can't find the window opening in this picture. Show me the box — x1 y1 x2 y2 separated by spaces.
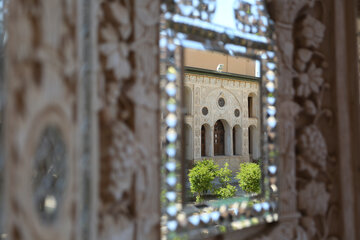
201 125 206 157
248 96 253 117
214 120 225 156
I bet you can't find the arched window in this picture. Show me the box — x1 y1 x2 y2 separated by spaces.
233 125 242 155
184 124 193 160
248 93 256 118
233 127 235 155
201 125 206 157
201 124 211 157
214 120 225 156
184 86 192 115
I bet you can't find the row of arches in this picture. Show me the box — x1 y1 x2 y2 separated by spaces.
184 120 258 160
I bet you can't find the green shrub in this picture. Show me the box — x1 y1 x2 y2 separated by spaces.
217 163 232 187
216 184 237 199
236 163 261 194
188 159 219 202
215 163 236 199
218 225 227 233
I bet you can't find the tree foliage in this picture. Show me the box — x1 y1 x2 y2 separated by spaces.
188 159 218 202
236 162 261 194
217 163 232 187
215 163 236 199
189 160 237 201
215 184 237 199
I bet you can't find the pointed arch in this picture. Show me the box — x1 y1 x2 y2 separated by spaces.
214 119 231 156
201 124 211 157
214 120 225 155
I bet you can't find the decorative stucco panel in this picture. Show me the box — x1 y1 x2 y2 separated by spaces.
184 73 261 167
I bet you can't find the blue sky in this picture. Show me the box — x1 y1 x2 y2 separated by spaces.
212 0 237 29
211 0 261 77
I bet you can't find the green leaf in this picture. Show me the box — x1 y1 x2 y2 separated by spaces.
236 163 261 194
188 159 219 202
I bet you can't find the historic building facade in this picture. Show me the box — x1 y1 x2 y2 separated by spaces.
184 69 260 172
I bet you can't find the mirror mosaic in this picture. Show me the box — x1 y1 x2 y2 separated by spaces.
182 49 262 204
160 0 279 239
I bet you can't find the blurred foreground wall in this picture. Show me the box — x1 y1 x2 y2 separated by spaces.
1 0 360 240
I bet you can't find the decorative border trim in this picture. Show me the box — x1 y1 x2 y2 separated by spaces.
160 1 279 238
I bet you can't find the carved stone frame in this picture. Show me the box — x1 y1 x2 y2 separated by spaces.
163 0 360 239
221 0 360 239
159 2 280 238
2 0 359 239
95 0 360 239
2 0 98 239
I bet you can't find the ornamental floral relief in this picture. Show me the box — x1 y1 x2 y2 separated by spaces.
256 0 340 239
298 181 329 216
270 0 315 24
98 0 138 238
96 0 343 239
97 0 159 239
2 0 354 239
292 9 335 239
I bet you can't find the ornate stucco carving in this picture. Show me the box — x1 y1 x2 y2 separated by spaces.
97 0 159 239
2 0 356 240
4 0 82 240
255 1 342 239
97 0 345 239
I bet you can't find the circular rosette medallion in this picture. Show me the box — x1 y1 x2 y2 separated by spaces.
202 107 209 116
218 97 225 107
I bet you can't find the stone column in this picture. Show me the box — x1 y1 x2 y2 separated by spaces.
194 125 201 159
234 126 242 155
208 125 214 157
225 125 233 156
253 126 261 159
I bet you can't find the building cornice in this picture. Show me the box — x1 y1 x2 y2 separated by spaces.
184 66 261 83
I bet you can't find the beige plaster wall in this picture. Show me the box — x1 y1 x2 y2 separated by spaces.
184 48 256 76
